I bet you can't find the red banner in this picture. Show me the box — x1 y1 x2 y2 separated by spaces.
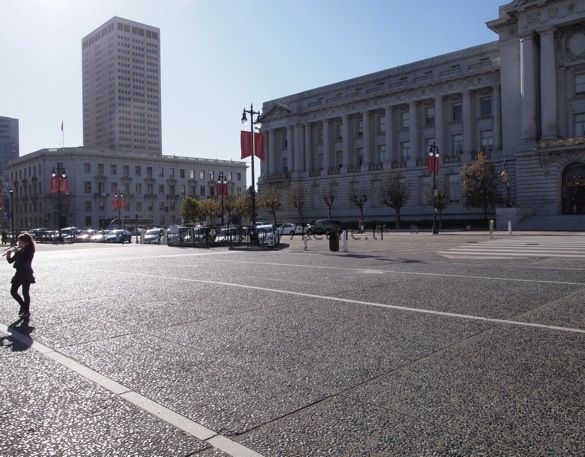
50 176 69 194
0 194 4 207
240 131 265 161
427 156 439 175
216 182 228 196
112 199 129 210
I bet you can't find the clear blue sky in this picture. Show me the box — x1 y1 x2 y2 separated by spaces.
2 0 505 166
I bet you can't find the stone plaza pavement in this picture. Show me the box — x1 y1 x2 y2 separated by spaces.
1 230 584 456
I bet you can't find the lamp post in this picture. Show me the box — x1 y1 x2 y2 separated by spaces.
51 165 66 242
241 104 262 227
428 143 440 235
501 160 511 207
217 172 227 226
9 187 15 246
115 191 124 228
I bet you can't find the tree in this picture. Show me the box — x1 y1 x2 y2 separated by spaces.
198 198 222 226
179 196 200 225
257 185 282 226
460 150 503 221
232 190 252 224
380 169 410 229
350 182 368 221
424 180 450 228
322 183 336 219
223 194 236 225
288 181 309 232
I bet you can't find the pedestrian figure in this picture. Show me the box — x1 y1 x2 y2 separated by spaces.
359 219 365 234
4 233 36 319
1 230 6 245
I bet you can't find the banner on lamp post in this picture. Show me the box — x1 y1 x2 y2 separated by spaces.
240 131 265 161
427 156 439 176
50 176 69 194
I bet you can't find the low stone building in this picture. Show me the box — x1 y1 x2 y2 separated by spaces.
7 147 247 231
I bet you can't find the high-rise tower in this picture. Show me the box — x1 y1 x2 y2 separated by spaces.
82 17 162 156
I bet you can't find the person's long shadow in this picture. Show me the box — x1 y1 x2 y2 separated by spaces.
0 318 35 352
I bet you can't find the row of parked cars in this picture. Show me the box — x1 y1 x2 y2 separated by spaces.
29 227 164 244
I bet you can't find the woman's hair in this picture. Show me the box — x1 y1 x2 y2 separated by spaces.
18 233 36 252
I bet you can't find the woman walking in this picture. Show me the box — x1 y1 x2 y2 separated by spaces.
5 233 36 319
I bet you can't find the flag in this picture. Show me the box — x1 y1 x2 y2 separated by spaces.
241 131 266 161
61 120 63 132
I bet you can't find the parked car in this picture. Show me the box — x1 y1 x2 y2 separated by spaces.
215 226 242 243
277 223 303 236
143 227 164 244
305 219 342 235
255 224 280 247
90 230 109 242
77 229 96 242
104 229 132 243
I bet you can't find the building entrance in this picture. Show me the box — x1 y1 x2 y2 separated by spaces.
562 162 585 214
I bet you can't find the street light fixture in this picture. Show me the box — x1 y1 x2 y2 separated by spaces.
217 172 227 226
51 165 66 242
428 143 440 235
115 191 124 229
241 104 262 228
8 187 15 246
501 160 511 207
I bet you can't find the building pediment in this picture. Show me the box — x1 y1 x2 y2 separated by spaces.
260 103 295 122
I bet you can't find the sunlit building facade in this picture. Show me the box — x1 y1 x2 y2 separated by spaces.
259 1 585 230
82 17 162 156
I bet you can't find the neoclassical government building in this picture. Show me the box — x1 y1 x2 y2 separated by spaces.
258 0 585 230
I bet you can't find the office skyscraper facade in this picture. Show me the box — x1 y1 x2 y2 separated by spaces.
82 17 162 156
0 116 19 191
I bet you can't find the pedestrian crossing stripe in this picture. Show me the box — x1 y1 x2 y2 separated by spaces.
439 237 585 258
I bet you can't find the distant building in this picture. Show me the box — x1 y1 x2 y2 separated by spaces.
5 18 247 232
9 147 247 230
0 116 19 190
82 17 162 156
259 1 585 230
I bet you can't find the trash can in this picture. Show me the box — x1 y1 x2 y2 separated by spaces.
329 230 339 252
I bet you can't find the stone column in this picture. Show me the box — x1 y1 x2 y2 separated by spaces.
408 102 417 165
294 124 302 173
434 95 444 153
385 106 394 164
520 33 537 141
463 90 473 153
540 27 557 139
493 84 502 150
323 119 330 172
362 110 371 166
268 129 276 174
304 123 311 173
286 125 293 173
342 115 350 168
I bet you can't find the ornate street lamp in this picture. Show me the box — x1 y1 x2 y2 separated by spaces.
428 143 440 235
241 104 262 227
51 165 67 242
9 187 15 246
217 172 227 226
115 191 124 228
501 160 511 207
